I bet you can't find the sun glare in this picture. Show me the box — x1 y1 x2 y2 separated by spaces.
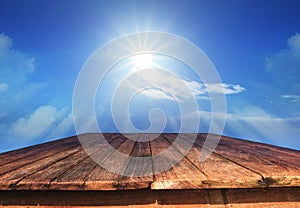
130 54 154 68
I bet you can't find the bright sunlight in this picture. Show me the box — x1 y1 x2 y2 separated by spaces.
130 53 155 69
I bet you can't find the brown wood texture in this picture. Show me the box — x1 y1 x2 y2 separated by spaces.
197 134 300 187
0 133 299 191
0 187 299 207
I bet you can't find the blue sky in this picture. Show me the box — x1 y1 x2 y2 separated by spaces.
0 0 300 152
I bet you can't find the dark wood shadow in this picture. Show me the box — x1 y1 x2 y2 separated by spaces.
0 187 299 206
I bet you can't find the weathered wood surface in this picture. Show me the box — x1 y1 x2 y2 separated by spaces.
197 134 300 187
0 187 299 207
0 133 299 191
151 134 207 189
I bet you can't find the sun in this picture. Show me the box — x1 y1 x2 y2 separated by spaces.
130 53 155 69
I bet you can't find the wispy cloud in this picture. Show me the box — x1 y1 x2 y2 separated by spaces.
1 105 74 152
205 83 245 94
140 88 175 100
265 33 300 93
123 69 245 102
0 33 41 117
181 106 300 150
0 34 74 152
0 83 8 92
123 69 197 102
13 106 62 139
263 33 300 116
225 113 300 150
281 94 300 103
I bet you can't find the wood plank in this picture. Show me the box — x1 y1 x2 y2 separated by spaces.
50 134 126 190
218 138 300 186
17 133 112 190
0 189 221 207
0 135 76 159
15 149 89 190
150 134 208 189
1 133 299 192
83 134 153 190
49 145 97 189
49 156 97 190
119 134 153 189
196 134 300 187
0 188 299 207
0 141 80 176
49 134 105 190
123 134 153 176
199 133 300 165
225 187 300 204
207 189 225 205
0 136 79 167
155 189 213 205
83 135 132 190
220 135 300 168
221 135 300 157
164 134 264 188
0 144 83 190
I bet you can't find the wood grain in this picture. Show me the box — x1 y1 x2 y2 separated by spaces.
150 134 208 189
0 136 78 166
164 134 263 188
0 144 83 190
0 133 299 191
0 136 79 173
197 134 300 187
119 134 153 189
0 187 299 207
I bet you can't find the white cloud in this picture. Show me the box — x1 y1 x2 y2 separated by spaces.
0 33 43 117
122 69 245 102
0 34 74 152
185 80 206 95
13 106 61 139
197 96 211 100
0 83 8 92
0 33 35 79
265 33 300 92
122 69 195 102
264 33 300 116
0 33 12 52
46 113 74 139
281 94 300 103
205 83 245 94
141 88 175 100
287 32 300 52
0 106 74 152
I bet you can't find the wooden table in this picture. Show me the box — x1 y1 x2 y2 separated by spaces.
0 133 299 207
